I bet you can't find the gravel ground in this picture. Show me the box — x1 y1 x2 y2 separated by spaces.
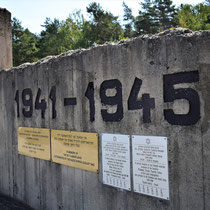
0 193 33 210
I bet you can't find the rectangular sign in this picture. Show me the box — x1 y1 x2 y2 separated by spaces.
51 130 98 173
101 133 131 191
132 135 169 200
18 127 51 160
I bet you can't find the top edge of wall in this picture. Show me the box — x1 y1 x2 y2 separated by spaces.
0 8 11 16
1 27 210 73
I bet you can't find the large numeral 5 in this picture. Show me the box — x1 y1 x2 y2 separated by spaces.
163 71 200 126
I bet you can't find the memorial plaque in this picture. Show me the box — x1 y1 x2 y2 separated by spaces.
51 130 98 173
132 135 169 200
18 127 50 160
101 133 131 191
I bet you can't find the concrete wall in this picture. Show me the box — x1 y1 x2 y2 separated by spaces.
0 8 12 69
0 28 210 210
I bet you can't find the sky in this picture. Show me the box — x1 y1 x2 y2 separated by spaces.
0 0 205 34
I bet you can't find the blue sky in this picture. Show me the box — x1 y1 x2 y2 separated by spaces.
0 0 204 34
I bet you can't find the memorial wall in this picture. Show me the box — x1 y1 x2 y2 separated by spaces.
0 28 210 210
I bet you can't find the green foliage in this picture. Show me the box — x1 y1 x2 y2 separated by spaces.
154 0 178 30
135 0 178 35
38 11 92 58
122 1 135 38
135 0 159 35
178 3 210 30
12 18 39 66
11 1 210 67
38 18 61 57
86 2 123 44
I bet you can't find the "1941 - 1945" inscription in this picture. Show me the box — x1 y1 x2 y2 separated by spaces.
14 71 200 126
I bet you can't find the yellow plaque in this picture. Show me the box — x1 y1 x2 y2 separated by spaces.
51 130 98 173
18 127 51 160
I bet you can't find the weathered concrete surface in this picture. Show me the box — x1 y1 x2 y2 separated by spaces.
0 28 210 210
0 8 12 69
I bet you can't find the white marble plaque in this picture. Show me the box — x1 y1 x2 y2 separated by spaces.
132 135 169 200
101 133 131 191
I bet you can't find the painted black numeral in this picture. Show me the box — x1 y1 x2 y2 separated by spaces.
100 79 123 122
15 90 20 118
85 82 95 122
22 88 33 118
49 86 57 119
163 71 200 125
128 77 155 123
35 88 47 119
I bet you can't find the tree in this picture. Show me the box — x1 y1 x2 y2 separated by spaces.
12 18 39 66
38 18 62 58
154 0 178 30
86 2 123 44
61 11 92 49
56 11 89 51
134 0 159 35
38 11 94 58
14 1 210 67
134 0 178 35
122 1 135 38
178 3 210 30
